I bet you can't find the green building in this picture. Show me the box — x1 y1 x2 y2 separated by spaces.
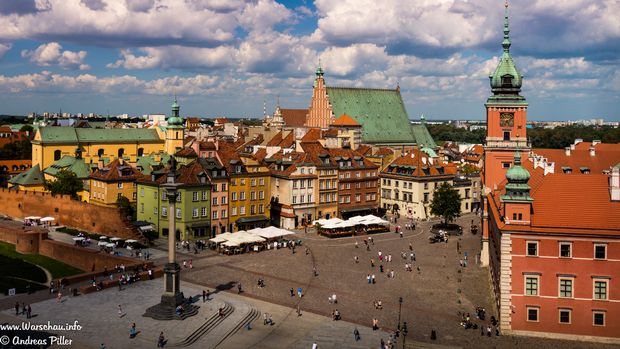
137 160 211 240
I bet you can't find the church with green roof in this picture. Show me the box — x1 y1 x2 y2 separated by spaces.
304 65 436 148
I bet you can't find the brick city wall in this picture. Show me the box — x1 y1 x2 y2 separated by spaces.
0 188 137 238
38 239 138 272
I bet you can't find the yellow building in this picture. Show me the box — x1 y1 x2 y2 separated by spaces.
31 98 185 170
218 149 270 232
90 159 143 207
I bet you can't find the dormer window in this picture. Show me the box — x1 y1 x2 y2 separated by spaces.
580 167 590 174
501 75 513 87
235 165 242 173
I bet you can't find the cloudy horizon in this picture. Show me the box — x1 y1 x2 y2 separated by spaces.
0 0 618 121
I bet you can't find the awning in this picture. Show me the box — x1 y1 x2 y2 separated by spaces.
139 225 154 232
110 237 122 241
236 215 269 224
24 216 41 220
339 206 376 213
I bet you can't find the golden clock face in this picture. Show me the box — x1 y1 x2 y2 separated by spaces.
500 112 514 127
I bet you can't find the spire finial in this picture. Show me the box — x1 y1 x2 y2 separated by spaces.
316 58 324 77
263 100 266 117
502 0 511 52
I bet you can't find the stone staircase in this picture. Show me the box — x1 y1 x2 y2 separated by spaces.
169 301 235 347
212 306 260 348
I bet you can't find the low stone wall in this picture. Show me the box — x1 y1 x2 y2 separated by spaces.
39 239 138 273
0 188 137 239
79 268 164 295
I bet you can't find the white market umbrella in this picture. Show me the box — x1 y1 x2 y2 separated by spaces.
72 237 85 241
40 217 55 222
125 239 138 243
110 237 122 241
105 242 116 248
24 216 41 220
97 241 107 246
99 236 108 240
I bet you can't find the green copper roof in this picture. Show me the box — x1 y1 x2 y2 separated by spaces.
489 3 523 95
502 149 533 202
36 127 163 144
412 124 437 149
326 87 417 144
420 147 438 158
505 150 530 182
136 152 170 175
167 97 184 128
9 164 44 186
44 155 91 179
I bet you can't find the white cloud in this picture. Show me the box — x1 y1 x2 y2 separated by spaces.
0 43 11 58
107 45 236 70
21 42 90 70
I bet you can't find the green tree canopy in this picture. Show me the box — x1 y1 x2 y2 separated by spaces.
430 182 462 225
43 169 84 200
0 140 32 160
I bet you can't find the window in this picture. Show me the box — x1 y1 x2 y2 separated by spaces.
259 191 264 200
201 207 207 217
176 192 181 202
118 148 125 158
117 182 123 189
140 188 144 197
240 178 245 185
593 311 605 326
258 204 264 214
222 183 227 191
502 162 511 169
559 278 573 298
153 207 157 215
594 244 607 260
154 191 158 199
300 180 305 189
559 309 571 324
240 192 246 200
307 194 312 202
527 307 539 322
293 180 298 189
54 150 62 161
132 192 137 200
176 208 181 218
140 203 144 213
250 191 256 200
356 194 361 202
117 193 122 199
212 210 218 219
240 206 245 215
525 276 539 296
300 195 305 203
231 207 237 216
526 241 538 256
212 197 218 205
97 149 104 157
503 131 510 141
307 179 312 188
424 183 428 190
346 183 350 189
192 191 198 201
259 178 264 186
162 207 168 217
221 196 227 204
221 209 227 218
250 205 256 215
423 193 429 203
594 280 608 300
251 178 256 186
192 208 199 218
559 242 572 258
232 192 237 201
202 191 208 200
293 196 297 204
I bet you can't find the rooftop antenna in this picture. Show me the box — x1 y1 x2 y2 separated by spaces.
263 100 267 117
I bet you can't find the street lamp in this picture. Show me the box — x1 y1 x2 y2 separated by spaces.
402 321 408 349
397 296 403 333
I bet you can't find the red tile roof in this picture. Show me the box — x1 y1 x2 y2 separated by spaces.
489 156 620 236
175 147 197 157
332 114 361 126
533 143 620 174
91 159 144 182
301 128 321 142
280 109 308 127
382 148 455 178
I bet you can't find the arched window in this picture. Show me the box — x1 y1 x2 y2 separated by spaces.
118 148 124 158
54 150 62 161
98 149 104 157
176 131 179 139
12 165 18 171
137 148 144 157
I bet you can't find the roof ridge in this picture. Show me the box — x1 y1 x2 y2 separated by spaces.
326 86 399 92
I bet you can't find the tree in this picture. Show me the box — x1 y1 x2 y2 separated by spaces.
430 182 462 225
117 195 136 221
44 169 84 200
19 124 34 133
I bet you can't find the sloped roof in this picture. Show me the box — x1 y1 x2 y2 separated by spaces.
489 158 620 235
301 128 322 142
139 161 208 186
36 127 163 144
326 87 415 144
135 153 169 175
9 164 44 186
382 148 455 178
91 159 144 182
175 147 197 158
332 114 361 126
533 143 620 174
411 124 437 148
281 109 308 127
44 155 91 179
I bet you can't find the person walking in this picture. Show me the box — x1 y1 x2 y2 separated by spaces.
129 323 137 339
157 331 165 347
118 304 123 317
367 274 371 284
354 328 361 341
290 288 295 297
237 283 242 294
202 290 207 302
26 304 31 319
14 302 19 316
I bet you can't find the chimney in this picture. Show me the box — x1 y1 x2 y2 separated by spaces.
592 140 601 146
611 166 620 201
565 147 571 156
570 144 575 151
98 159 104 170
589 147 595 156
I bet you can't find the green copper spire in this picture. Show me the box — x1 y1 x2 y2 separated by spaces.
315 58 324 77
502 142 532 202
489 0 523 96
167 95 184 128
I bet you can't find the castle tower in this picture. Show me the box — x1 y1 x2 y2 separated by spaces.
165 97 185 155
481 1 529 265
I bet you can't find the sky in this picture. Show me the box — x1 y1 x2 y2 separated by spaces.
0 0 618 121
